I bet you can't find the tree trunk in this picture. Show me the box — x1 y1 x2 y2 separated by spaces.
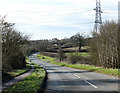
79 44 82 50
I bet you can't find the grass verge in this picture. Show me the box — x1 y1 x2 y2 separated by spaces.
26 57 31 62
2 64 46 93
65 52 90 57
3 63 31 83
37 54 119 77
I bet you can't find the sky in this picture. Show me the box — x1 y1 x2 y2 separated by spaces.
0 0 119 40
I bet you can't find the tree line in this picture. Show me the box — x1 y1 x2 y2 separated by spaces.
30 20 119 69
1 15 119 72
1 17 29 72
90 20 119 68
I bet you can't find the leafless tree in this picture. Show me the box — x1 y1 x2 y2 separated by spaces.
90 20 118 68
70 33 85 51
1 17 29 71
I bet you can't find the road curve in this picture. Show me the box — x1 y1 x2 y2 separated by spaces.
29 53 119 93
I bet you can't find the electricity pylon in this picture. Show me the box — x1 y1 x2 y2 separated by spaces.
93 0 103 32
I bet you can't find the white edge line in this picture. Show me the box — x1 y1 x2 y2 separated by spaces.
84 80 98 88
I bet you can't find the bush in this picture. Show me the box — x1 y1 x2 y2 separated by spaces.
68 53 91 64
68 54 80 64
10 52 26 69
41 52 58 58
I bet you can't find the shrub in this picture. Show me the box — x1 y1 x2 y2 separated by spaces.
57 47 66 61
68 54 80 64
10 52 26 69
41 52 58 58
68 53 91 64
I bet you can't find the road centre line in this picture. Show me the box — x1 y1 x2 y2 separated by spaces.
74 74 81 78
73 74 97 89
84 80 98 89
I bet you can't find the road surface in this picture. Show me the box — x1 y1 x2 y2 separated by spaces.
29 53 119 93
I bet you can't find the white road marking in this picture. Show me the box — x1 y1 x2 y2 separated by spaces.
74 74 81 78
73 74 97 88
84 80 98 88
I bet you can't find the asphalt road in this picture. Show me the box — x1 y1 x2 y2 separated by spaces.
29 53 119 93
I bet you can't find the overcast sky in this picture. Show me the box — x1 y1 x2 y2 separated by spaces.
0 0 119 40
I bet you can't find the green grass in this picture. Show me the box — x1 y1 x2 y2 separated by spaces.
81 46 90 50
2 64 46 93
8 63 31 77
30 63 37 65
64 46 90 51
64 47 79 51
66 52 90 57
37 54 57 62
37 54 119 77
26 57 31 62
3 63 31 83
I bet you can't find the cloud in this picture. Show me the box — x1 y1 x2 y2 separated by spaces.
0 0 118 40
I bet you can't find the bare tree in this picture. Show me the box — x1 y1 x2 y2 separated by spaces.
90 20 118 68
1 17 29 71
57 44 65 61
70 33 85 51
